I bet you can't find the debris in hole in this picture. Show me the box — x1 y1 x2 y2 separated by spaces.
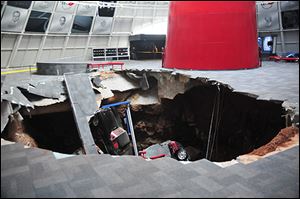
248 126 299 156
126 72 150 90
3 112 38 148
237 126 299 164
1 69 296 162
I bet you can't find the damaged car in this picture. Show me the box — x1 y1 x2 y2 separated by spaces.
139 140 190 161
89 107 134 155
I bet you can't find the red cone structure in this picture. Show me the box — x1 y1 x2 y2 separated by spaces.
163 1 259 70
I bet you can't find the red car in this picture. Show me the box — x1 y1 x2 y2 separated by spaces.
139 140 190 161
269 53 299 62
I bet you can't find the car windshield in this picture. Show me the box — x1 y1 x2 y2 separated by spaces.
285 52 299 58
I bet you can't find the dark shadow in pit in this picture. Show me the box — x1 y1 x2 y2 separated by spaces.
131 84 286 162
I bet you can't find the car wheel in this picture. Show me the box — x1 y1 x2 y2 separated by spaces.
176 148 188 161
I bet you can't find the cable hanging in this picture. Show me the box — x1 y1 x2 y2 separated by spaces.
205 83 223 161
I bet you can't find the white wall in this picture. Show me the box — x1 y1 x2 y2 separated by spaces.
1 1 169 68
256 1 299 55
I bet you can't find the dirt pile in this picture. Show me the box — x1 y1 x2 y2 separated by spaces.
4 112 38 148
249 126 299 156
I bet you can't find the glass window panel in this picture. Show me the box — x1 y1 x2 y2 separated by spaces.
281 10 299 29
72 15 93 33
7 1 31 9
98 1 116 17
26 10 51 32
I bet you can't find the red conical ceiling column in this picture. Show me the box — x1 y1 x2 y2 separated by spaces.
163 1 259 70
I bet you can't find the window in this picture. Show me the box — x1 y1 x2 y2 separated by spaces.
1 1 4 13
281 10 299 29
7 1 31 9
98 1 116 17
26 11 51 32
72 16 93 33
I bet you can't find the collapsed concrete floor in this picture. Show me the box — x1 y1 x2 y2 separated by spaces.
1 69 299 162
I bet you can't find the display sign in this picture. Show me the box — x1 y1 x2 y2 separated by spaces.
92 16 112 34
257 2 278 13
1 6 28 32
257 11 280 30
263 36 273 52
32 1 55 12
98 6 115 17
77 4 96 16
56 1 77 14
48 13 73 33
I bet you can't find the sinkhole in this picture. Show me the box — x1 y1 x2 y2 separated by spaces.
1 70 292 162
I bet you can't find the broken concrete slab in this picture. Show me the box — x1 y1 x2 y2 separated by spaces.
1 74 67 109
37 61 87 75
1 101 14 133
21 101 71 116
92 86 114 99
29 95 67 107
26 79 64 99
14 76 65 99
126 72 150 90
90 72 115 102
101 73 140 92
156 72 204 100
64 73 98 115
64 73 99 154
1 86 33 108
128 87 159 105
91 76 102 88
